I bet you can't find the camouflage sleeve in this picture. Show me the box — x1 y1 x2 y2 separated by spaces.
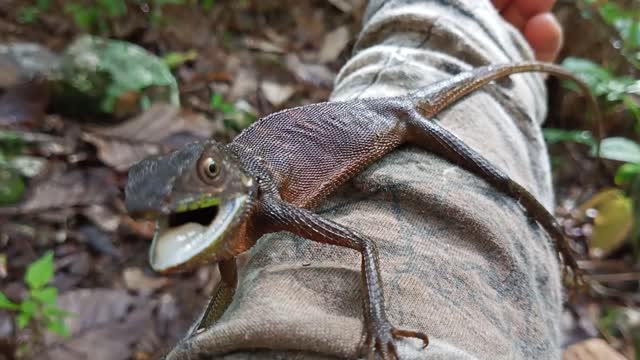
167 0 562 359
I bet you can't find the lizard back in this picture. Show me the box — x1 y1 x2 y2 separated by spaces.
230 98 412 208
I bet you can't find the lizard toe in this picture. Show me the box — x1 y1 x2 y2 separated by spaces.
392 328 430 349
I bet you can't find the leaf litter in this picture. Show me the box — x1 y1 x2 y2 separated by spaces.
0 1 631 359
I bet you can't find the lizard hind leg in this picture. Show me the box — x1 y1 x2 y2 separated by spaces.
403 115 582 286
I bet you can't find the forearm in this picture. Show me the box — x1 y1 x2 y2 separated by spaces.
328 1 562 358
167 1 563 359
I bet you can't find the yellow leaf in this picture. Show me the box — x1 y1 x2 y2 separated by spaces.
579 189 633 257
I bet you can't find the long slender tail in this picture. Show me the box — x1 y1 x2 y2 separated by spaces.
412 62 603 156
409 62 603 287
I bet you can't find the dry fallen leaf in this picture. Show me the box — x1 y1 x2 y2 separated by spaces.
44 289 155 360
327 0 355 13
121 216 155 239
82 204 121 232
123 267 170 293
0 78 49 128
0 166 118 215
229 68 259 100
0 254 6 279
83 133 160 173
77 225 121 259
243 37 285 53
579 189 633 258
0 43 61 89
285 54 336 88
563 338 626 360
84 103 217 171
318 26 351 63
260 81 296 107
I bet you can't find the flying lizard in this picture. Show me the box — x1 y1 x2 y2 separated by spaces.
124 62 601 360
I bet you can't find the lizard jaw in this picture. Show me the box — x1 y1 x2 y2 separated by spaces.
149 195 248 272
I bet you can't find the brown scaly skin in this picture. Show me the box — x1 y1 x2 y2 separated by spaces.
125 62 601 360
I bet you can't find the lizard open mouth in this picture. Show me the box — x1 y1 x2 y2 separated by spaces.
149 195 248 272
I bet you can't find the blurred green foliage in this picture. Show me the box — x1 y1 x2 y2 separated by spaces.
549 0 640 263
583 0 640 68
0 132 25 205
550 2 640 355
18 0 217 32
209 93 258 132
209 92 236 114
0 252 71 339
58 35 180 115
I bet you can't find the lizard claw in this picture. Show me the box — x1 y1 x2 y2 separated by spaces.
392 328 429 348
363 322 429 359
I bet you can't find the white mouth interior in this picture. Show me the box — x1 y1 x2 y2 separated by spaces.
150 195 247 271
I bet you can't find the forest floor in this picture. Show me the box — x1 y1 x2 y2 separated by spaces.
0 1 636 359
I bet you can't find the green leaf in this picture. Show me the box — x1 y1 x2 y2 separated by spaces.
36 0 50 10
25 251 55 290
209 92 223 109
562 57 613 89
598 137 640 163
209 93 236 114
599 2 628 26
0 292 18 310
220 103 235 114
615 163 640 185
543 128 595 146
17 6 40 23
43 305 73 318
580 189 633 256
202 0 215 11
20 299 37 315
59 35 180 115
32 287 58 305
17 311 32 329
0 167 25 206
46 318 70 337
64 3 98 30
98 0 127 17
163 50 198 69
561 57 636 101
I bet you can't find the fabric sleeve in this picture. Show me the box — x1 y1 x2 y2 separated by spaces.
166 1 563 359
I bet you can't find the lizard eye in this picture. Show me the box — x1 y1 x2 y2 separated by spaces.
199 157 220 181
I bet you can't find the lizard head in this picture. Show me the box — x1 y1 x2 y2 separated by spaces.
125 140 256 273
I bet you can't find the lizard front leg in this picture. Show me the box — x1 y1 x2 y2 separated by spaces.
260 196 428 360
188 258 237 337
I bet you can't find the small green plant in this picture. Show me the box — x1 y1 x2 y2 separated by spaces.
163 50 198 69
547 1 640 259
0 132 26 205
63 0 127 33
582 0 640 68
0 251 71 338
201 0 215 11
209 93 257 132
551 56 640 257
209 92 236 114
16 0 49 23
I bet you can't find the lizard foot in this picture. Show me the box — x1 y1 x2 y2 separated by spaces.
363 322 429 360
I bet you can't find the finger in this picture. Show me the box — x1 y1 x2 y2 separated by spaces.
524 13 563 62
491 0 512 12
514 0 556 17
502 3 527 30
